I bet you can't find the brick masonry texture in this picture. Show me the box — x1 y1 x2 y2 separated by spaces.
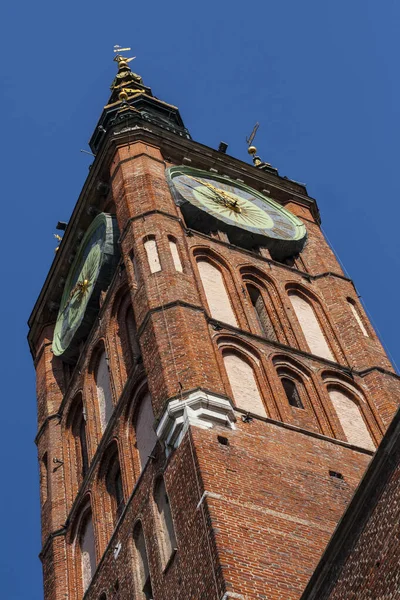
30 136 400 600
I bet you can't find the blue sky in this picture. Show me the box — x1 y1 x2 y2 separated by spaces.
1 1 400 597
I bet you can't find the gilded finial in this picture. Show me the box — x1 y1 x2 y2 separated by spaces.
113 45 136 69
54 233 62 253
246 123 262 166
110 45 143 97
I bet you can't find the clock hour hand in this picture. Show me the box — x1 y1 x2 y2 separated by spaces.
185 175 242 214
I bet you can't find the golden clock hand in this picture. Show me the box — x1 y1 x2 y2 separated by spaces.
61 278 90 314
181 178 226 204
185 175 242 214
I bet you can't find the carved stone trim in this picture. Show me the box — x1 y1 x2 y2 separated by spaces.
156 391 236 450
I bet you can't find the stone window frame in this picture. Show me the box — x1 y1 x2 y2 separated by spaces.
87 340 115 439
322 372 380 449
64 392 90 499
285 283 344 363
240 267 293 346
132 519 154 600
193 248 241 328
40 451 49 505
124 379 158 483
346 296 371 338
98 439 126 534
143 234 162 274
111 287 141 387
167 235 184 273
217 335 272 418
153 475 178 570
69 497 97 599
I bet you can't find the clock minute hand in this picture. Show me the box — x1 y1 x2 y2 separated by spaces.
181 178 226 204
186 175 242 213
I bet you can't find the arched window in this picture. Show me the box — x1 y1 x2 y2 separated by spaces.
80 511 96 593
40 452 48 504
246 284 277 340
135 393 158 471
105 448 125 525
144 237 161 273
133 522 153 600
68 395 89 485
95 350 114 433
347 298 369 337
154 478 177 566
281 377 304 409
223 351 267 417
116 299 140 374
328 387 375 450
197 259 237 326
99 594 107 600
288 292 333 361
168 237 183 272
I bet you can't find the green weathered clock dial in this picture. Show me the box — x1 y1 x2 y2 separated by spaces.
167 166 307 258
52 213 120 362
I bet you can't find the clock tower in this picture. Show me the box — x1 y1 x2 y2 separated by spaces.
28 50 400 600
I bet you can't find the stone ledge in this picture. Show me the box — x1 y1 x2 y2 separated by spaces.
156 390 236 450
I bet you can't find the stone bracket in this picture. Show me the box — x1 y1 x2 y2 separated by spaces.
156 390 236 450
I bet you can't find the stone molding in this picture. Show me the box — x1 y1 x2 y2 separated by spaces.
156 390 236 450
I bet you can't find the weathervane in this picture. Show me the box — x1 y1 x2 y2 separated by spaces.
246 122 262 166
113 45 136 68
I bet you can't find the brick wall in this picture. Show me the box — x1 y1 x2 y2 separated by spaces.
31 135 400 600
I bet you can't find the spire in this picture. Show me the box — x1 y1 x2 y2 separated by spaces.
89 46 191 154
108 46 150 106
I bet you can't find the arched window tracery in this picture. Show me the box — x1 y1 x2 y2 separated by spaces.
246 283 277 341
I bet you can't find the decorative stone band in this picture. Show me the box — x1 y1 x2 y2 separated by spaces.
156 390 236 451
220 593 246 600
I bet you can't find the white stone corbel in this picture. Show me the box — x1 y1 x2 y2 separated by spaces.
156 390 236 451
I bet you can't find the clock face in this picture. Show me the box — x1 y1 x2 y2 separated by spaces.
52 213 120 362
167 167 307 258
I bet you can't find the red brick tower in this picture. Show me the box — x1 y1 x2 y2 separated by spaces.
28 50 400 600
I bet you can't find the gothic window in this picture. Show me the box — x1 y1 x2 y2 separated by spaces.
168 237 183 272
116 299 140 374
134 392 158 471
133 522 153 600
68 395 89 485
105 446 125 525
288 291 334 361
347 298 369 337
154 477 177 566
246 284 277 340
144 236 162 273
328 387 375 450
223 351 267 417
40 452 48 504
80 511 96 594
95 350 114 433
281 377 304 409
197 259 237 326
